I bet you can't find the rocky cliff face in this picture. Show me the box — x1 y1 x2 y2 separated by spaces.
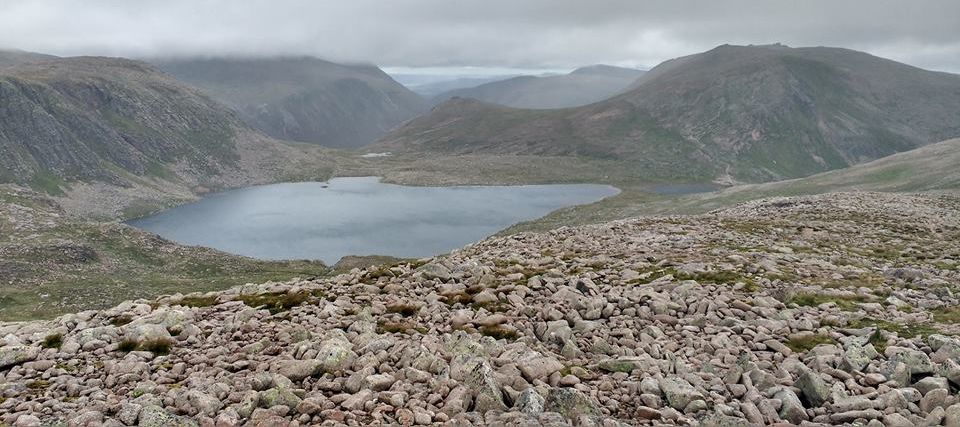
0 56 336 218
2 191 959 425
0 57 246 186
380 45 960 183
155 57 430 149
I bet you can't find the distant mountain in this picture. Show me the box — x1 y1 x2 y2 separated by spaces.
154 57 429 148
0 56 331 217
432 65 645 109
393 74 518 98
380 45 960 183
0 49 56 68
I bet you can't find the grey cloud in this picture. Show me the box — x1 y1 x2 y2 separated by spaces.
0 0 958 72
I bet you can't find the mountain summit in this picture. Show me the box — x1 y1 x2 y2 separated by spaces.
382 45 960 183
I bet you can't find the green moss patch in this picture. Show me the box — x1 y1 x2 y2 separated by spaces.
237 290 323 314
848 317 939 341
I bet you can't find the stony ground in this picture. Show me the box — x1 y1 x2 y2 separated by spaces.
0 185 331 321
2 192 960 426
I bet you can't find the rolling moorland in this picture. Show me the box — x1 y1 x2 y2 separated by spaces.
1 44 960 425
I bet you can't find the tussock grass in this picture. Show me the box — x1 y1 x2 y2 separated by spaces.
41 333 63 349
175 295 219 308
785 334 835 352
110 315 134 327
386 303 420 317
138 338 173 355
117 337 175 355
847 317 939 352
479 325 520 341
117 339 139 352
238 290 323 314
932 306 960 323
26 380 50 390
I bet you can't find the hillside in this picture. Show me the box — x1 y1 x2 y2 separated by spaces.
0 56 336 218
0 49 56 68
433 65 645 109
505 138 960 234
155 57 429 148
654 137 960 215
3 191 960 425
379 45 960 183
0 185 330 320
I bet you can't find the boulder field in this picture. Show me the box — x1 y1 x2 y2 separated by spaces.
2 192 960 426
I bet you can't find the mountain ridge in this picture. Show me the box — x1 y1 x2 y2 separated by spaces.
432 64 645 109
154 56 430 148
0 55 335 218
381 44 960 183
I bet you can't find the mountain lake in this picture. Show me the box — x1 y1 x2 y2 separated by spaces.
128 177 620 264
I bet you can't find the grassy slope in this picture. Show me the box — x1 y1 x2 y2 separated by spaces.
0 185 334 320
379 45 960 184
503 138 960 233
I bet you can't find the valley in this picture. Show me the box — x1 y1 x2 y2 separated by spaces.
1 28 959 426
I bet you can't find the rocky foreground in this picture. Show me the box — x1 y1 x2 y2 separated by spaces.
2 192 960 426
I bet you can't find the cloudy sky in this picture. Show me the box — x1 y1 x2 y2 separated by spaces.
1 0 958 73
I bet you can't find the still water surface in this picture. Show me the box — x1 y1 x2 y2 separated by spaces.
128 177 619 264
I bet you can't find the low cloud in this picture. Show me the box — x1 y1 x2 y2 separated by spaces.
0 0 958 72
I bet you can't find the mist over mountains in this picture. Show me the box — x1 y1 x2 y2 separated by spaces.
432 65 645 109
380 44 960 183
154 57 429 148
4 2 960 425
392 74 516 98
0 49 55 68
